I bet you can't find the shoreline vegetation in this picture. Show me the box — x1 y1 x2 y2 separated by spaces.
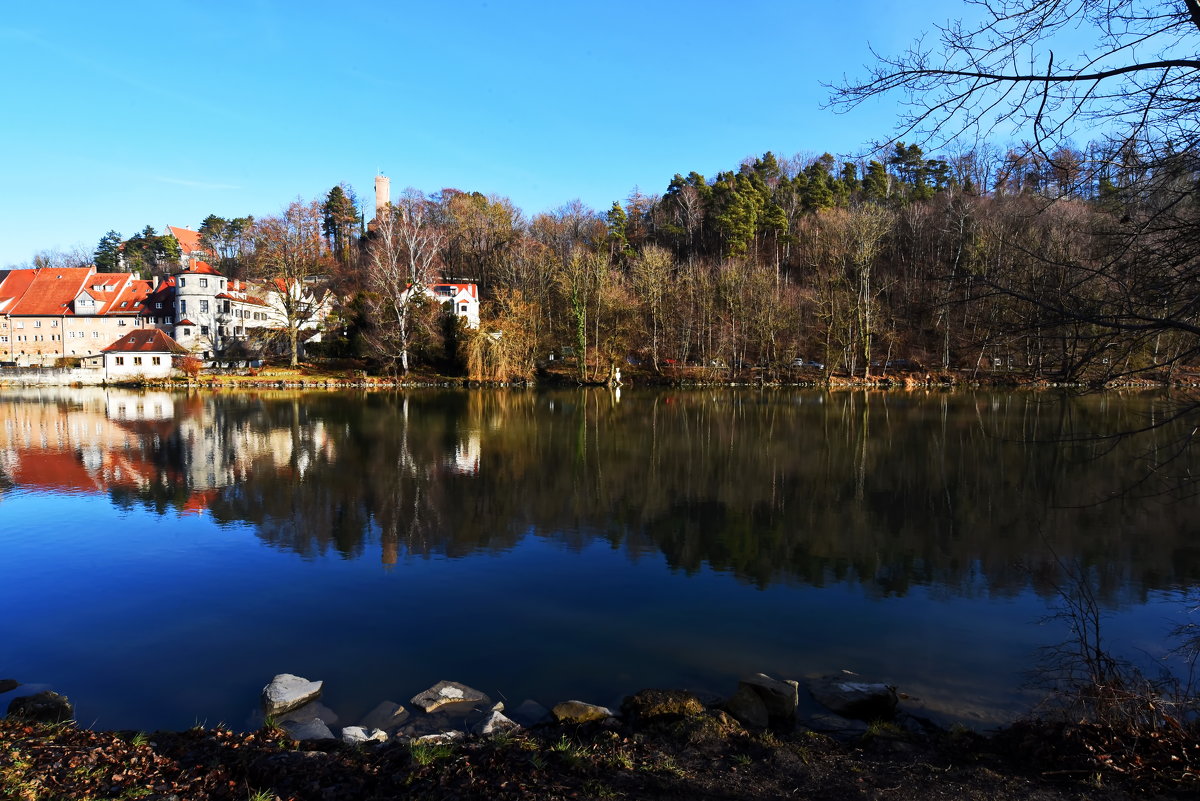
2 669 1197 801
4 359 1200 392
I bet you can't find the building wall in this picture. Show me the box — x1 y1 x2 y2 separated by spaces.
1 315 148 365
102 351 177 380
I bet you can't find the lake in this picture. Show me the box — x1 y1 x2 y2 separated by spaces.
1 386 1197 732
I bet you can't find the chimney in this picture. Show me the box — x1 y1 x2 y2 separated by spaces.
152 275 160 290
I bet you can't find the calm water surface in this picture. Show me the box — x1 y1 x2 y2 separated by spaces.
1 387 1197 731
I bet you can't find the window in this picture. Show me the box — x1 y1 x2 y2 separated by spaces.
201 325 209 336
178 277 185 287
33 320 41 328
92 331 100 338
200 278 208 288
151 356 161 366
133 357 142 366
460 304 468 312
14 321 23 329
118 320 126 327
155 302 162 309
200 299 210 313
182 328 191 336
179 299 187 314
0 337 7 343
115 356 125 366
50 320 58 327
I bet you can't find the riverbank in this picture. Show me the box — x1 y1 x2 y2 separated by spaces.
1 704 1191 800
5 358 1200 390
4 672 1197 800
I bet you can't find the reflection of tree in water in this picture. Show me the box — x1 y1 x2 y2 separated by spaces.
85 388 1200 601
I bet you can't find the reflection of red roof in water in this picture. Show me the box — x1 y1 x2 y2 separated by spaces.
11 447 160 497
180 489 218 516
12 451 101 495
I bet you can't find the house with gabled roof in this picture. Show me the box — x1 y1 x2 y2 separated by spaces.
0 266 158 366
100 329 187 380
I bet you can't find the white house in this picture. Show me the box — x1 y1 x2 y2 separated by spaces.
101 329 188 380
402 282 481 328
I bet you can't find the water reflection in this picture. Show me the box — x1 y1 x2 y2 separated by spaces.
2 387 1198 604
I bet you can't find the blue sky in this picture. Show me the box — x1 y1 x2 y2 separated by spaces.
1 0 970 267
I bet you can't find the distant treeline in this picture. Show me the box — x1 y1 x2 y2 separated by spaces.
82 139 1200 381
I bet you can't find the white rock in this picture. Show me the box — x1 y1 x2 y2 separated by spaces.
471 709 520 737
262 674 323 716
341 725 389 745
281 717 335 741
413 730 464 744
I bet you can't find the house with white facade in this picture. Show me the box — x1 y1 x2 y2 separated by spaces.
101 329 187 380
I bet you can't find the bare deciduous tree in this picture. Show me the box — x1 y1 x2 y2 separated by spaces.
364 189 447 373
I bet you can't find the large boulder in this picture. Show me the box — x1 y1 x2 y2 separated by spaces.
550 700 613 724
262 674 323 717
723 685 768 729
7 691 73 723
809 677 898 721
621 689 706 720
738 674 799 723
410 681 489 713
361 700 410 732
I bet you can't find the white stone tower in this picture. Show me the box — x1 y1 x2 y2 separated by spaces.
375 174 391 218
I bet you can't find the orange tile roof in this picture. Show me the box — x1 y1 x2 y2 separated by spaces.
102 329 188 355
6 267 94 315
167 225 204 257
179 259 221 275
0 269 37 312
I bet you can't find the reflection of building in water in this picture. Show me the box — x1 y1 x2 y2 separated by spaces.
106 392 175 421
172 403 336 492
448 430 481 476
0 389 336 514
0 389 171 496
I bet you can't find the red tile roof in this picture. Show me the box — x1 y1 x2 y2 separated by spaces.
0 269 37 312
0 267 158 317
179 259 221 275
5 268 92 315
102 329 188 355
167 226 204 257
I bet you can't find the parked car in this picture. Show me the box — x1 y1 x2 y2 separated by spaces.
791 357 824 370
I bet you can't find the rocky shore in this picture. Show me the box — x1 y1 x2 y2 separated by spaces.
3 672 1196 800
